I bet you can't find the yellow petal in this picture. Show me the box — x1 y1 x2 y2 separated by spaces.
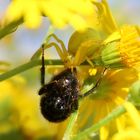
100 126 109 140
123 101 140 130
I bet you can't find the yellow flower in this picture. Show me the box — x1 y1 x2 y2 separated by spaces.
4 0 96 30
76 68 139 139
88 0 118 34
112 101 140 140
117 26 140 68
0 76 26 133
0 75 67 139
3 0 118 32
98 25 140 69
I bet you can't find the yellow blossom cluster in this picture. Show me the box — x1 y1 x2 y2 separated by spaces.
3 0 96 30
1 0 140 140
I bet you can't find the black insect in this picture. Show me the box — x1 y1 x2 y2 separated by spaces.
38 44 106 122
39 68 79 122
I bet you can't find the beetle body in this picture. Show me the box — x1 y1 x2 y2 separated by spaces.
39 68 79 122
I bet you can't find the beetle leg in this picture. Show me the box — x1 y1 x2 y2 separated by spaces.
79 68 107 99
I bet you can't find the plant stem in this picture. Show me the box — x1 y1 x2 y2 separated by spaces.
0 19 23 39
0 59 89 82
63 111 78 140
0 59 63 81
73 105 126 140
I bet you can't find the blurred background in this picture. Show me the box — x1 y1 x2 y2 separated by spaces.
0 0 140 140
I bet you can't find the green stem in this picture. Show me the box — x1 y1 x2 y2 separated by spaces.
0 59 63 81
0 59 89 82
63 111 78 140
73 105 126 140
0 19 23 39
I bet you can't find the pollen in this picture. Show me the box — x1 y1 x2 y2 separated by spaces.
88 68 97 76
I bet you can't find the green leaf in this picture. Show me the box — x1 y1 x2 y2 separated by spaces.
0 129 24 140
63 111 78 140
0 19 23 39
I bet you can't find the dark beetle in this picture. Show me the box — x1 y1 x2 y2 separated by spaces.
38 68 79 122
38 44 106 122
